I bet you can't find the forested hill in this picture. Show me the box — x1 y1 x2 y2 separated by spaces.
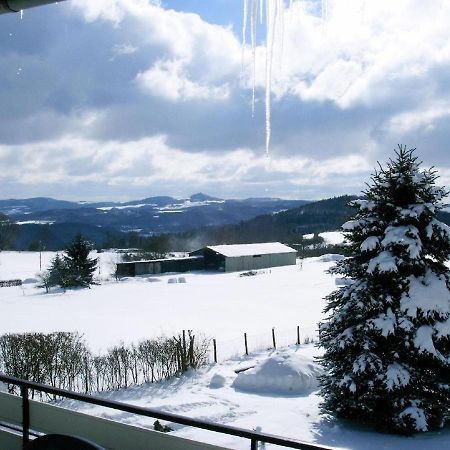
172 196 358 250
4 195 449 251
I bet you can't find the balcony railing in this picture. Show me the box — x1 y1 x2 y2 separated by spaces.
0 373 335 450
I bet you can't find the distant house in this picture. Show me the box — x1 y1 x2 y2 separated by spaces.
189 242 297 272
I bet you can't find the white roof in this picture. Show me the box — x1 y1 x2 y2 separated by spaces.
207 242 296 258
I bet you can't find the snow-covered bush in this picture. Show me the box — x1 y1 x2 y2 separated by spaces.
319 146 450 434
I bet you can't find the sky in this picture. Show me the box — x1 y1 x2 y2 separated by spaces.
0 0 449 202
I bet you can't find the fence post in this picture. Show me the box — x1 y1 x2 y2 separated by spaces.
213 339 217 363
244 333 248 356
297 325 300 345
251 437 258 450
272 328 276 349
21 385 30 448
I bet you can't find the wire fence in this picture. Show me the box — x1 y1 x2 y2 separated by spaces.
209 325 319 363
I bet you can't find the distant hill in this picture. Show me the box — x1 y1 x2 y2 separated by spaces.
4 194 449 251
172 195 450 251
172 196 358 250
0 194 308 250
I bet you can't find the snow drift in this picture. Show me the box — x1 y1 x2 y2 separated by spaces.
232 349 323 395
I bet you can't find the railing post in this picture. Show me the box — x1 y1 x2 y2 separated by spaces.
244 333 249 356
21 385 30 448
213 339 217 363
251 437 258 450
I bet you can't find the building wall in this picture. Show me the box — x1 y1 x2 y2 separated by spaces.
117 257 204 277
189 248 225 271
224 252 296 272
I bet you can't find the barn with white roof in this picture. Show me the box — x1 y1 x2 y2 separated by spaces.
189 242 297 272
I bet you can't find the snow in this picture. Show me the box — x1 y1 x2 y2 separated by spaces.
381 225 422 259
367 251 398 273
232 348 323 394
413 326 444 359
426 219 450 239
303 232 345 246
342 219 362 231
0 252 332 352
16 220 55 225
399 402 428 433
385 363 410 390
360 236 379 252
319 232 345 246
400 271 450 319
318 254 344 263
57 344 450 450
207 242 296 257
370 308 396 337
0 251 118 282
1 250 450 448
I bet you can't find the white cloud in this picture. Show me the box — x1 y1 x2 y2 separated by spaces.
0 136 373 199
242 0 450 110
72 0 240 102
136 59 230 101
111 42 138 58
386 102 450 134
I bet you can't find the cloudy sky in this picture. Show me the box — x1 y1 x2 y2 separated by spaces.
0 0 449 201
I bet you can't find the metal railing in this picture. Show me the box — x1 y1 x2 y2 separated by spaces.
0 374 334 450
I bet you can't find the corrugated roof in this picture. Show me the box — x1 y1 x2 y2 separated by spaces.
207 242 296 257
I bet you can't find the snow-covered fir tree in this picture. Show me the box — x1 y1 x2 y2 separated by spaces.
319 146 450 434
64 234 97 288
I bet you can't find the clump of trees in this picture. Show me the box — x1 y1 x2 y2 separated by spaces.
0 331 210 398
38 234 97 292
0 213 18 251
319 147 450 435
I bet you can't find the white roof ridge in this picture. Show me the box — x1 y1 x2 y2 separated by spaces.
206 242 296 257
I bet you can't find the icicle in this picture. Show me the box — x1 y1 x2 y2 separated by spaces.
242 0 248 68
265 0 278 156
278 0 285 71
260 0 264 24
250 0 258 117
20 9 23 20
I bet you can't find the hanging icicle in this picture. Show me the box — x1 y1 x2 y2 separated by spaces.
250 0 258 117
243 0 283 156
242 0 248 68
265 0 278 156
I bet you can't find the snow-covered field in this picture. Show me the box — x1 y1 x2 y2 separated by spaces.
1 251 449 449
303 231 345 246
0 251 334 352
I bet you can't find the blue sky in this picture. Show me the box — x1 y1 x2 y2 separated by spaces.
0 0 449 202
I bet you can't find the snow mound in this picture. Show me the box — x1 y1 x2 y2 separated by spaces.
209 373 227 389
318 254 344 263
319 231 345 245
232 350 323 395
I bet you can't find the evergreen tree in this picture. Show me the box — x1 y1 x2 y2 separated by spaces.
49 253 69 290
319 146 450 434
64 234 97 288
38 253 69 292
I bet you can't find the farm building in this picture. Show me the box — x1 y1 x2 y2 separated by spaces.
189 242 297 272
116 243 297 277
116 256 204 277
